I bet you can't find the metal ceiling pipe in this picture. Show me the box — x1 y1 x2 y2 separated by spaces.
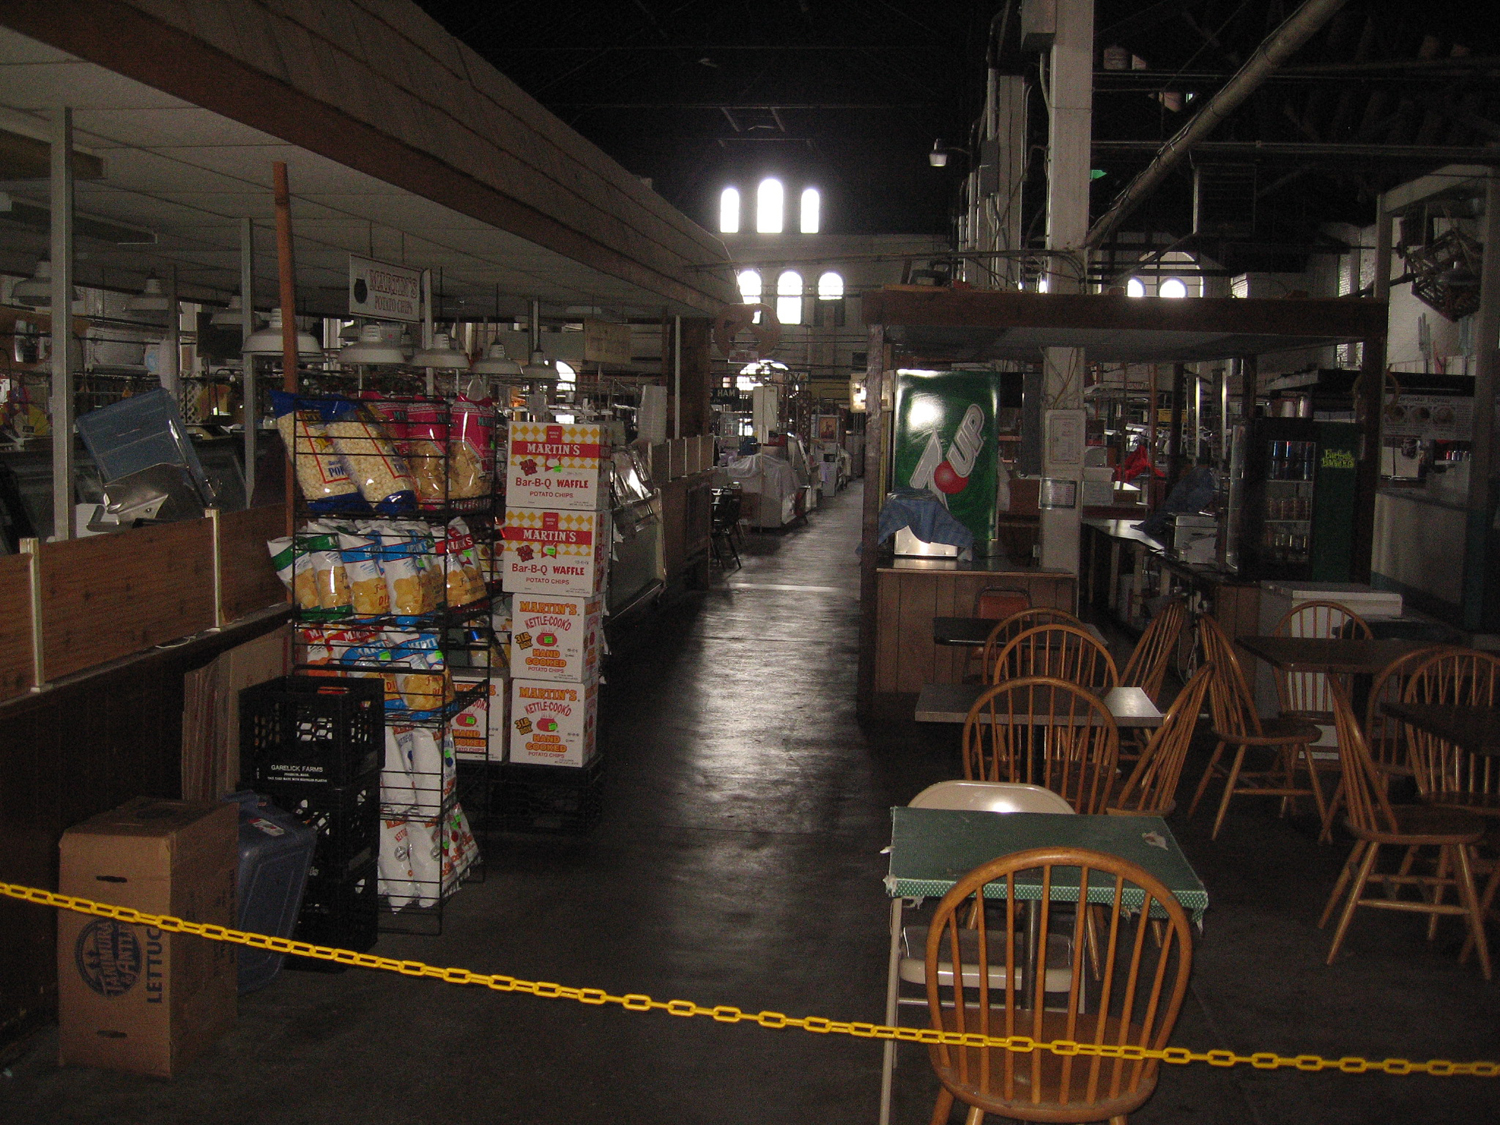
1084 0 1352 249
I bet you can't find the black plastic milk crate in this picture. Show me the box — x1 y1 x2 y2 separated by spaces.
240 675 383 786
285 860 378 971
498 758 603 833
259 774 380 884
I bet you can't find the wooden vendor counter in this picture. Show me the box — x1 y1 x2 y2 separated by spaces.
873 557 1076 693
1080 517 1260 656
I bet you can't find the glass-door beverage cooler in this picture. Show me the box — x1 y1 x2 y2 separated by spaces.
1238 418 1359 581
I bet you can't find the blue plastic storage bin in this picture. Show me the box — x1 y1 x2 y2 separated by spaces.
225 790 317 993
76 386 216 501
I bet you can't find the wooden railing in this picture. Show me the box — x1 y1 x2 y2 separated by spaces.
0 506 287 702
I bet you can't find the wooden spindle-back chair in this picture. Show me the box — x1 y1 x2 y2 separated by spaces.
980 608 1087 682
1401 648 1500 815
993 624 1119 692
924 847 1194 1124
1187 614 1325 839
962 677 1120 814
1317 682 1491 980
1271 599 1373 719
1107 663 1214 816
1119 598 1188 706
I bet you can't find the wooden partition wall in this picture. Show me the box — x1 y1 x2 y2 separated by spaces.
0 506 287 704
873 565 1078 693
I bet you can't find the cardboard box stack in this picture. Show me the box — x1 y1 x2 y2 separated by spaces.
58 799 238 1077
502 423 609 769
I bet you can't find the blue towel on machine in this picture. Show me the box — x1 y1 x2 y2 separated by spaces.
874 489 975 552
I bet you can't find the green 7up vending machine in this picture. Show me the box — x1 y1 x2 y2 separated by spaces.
892 370 1003 556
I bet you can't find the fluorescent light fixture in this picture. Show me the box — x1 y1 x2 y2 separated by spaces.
242 308 323 357
411 331 470 369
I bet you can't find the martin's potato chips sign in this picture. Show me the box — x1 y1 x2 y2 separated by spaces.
511 677 598 767
507 422 611 510
500 507 611 597
510 595 601 683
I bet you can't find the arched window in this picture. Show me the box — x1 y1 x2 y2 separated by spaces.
800 188 821 234
756 178 784 234
817 270 844 300
1159 277 1187 299
719 187 740 234
776 269 802 325
1125 277 1146 298
737 269 761 303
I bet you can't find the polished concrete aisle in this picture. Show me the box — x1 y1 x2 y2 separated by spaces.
5 481 1499 1124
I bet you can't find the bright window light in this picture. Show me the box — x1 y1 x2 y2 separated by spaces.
737 269 761 302
776 269 802 325
800 187 820 234
756 178 784 234
817 270 844 300
1126 278 1145 298
555 359 576 388
1160 277 1188 299
719 187 740 234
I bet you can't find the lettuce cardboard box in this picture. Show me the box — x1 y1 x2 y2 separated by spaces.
510 677 599 767
450 672 507 761
510 594 602 682
506 421 611 510
500 507 610 597
58 798 238 1077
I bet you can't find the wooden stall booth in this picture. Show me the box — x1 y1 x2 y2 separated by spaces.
856 287 1389 716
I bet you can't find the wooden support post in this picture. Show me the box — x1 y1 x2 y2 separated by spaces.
856 324 887 718
273 162 297 536
1168 363 1187 488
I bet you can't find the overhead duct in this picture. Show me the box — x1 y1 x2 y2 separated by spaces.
1085 0 1351 249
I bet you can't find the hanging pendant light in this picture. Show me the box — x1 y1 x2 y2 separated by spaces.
242 308 323 357
210 294 263 328
521 349 559 381
472 341 524 378
11 260 55 307
411 331 470 370
339 323 409 366
125 275 172 316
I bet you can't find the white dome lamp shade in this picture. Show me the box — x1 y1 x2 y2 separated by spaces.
125 275 172 318
210 294 263 328
411 331 471 370
242 308 324 357
472 342 524 378
12 260 59 307
339 323 409 366
521 349 559 382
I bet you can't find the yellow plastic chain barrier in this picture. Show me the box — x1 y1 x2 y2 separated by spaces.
6 880 1497 1079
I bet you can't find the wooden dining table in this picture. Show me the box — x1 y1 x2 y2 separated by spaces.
914 683 1164 727
1234 634 1434 675
1381 701 1500 756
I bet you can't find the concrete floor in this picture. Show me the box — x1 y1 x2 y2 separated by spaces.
3 482 1498 1123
